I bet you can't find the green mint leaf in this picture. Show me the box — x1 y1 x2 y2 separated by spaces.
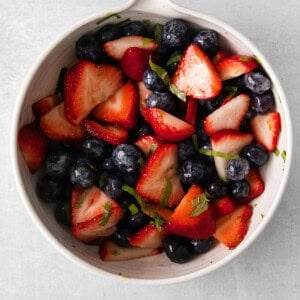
159 180 172 207
169 83 186 102
281 150 287 163
166 53 182 67
98 171 108 189
154 23 163 46
190 194 209 217
99 202 112 226
75 188 91 209
198 147 239 159
223 86 238 98
142 37 153 46
273 148 280 157
192 134 199 152
96 13 121 25
149 56 170 85
128 203 139 215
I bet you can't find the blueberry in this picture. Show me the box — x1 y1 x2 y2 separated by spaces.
102 157 117 173
251 91 275 114
137 124 153 137
54 201 71 226
228 180 250 199
178 139 195 162
163 234 193 264
122 21 147 36
240 109 255 132
122 172 139 187
199 91 226 115
166 50 182 73
128 211 151 231
179 158 206 185
103 175 123 199
82 138 106 162
36 176 65 203
112 225 135 247
143 69 166 92
44 150 73 178
193 29 219 57
162 19 191 48
146 92 176 113
75 34 103 63
226 158 250 180
96 23 121 42
206 180 228 199
195 119 210 144
69 159 94 188
112 144 144 173
190 237 214 254
240 143 269 167
244 72 271 94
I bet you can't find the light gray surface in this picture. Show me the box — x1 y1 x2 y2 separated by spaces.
1 0 299 299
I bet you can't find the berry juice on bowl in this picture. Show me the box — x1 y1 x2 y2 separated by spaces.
12 0 292 284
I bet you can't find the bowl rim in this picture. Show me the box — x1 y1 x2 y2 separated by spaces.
10 0 293 285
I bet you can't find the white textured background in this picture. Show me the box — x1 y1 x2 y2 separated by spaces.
1 0 299 299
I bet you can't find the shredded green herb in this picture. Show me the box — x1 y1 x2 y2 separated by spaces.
192 134 199 152
159 180 172 207
154 23 163 46
96 13 121 25
75 188 91 209
128 203 139 215
99 202 112 226
281 150 287 163
273 148 280 157
223 85 238 99
198 147 239 159
166 53 182 67
190 193 209 217
142 37 153 46
98 171 108 189
260 213 265 219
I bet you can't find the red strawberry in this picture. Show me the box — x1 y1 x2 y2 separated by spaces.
137 81 152 121
18 122 48 173
211 130 253 179
82 120 128 146
134 135 162 156
128 224 166 248
146 108 195 142
212 50 229 65
216 55 258 80
92 81 138 129
32 94 60 118
136 144 184 207
120 47 153 81
64 61 123 125
103 35 158 60
172 43 222 99
99 240 161 261
165 185 216 239
71 186 123 243
204 94 250 135
214 204 253 248
251 112 281 151
40 103 85 141
184 97 198 126
211 196 236 217
143 204 173 221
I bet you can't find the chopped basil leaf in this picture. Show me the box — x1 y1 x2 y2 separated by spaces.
96 13 121 25
281 150 287 163
154 23 163 46
160 180 172 207
192 134 199 152
99 202 112 226
98 171 108 189
198 147 239 159
223 86 238 98
142 37 153 46
190 194 209 217
75 188 91 209
273 148 280 157
169 83 187 102
128 203 139 215
166 54 182 67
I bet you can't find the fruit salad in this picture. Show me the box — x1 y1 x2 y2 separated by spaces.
18 17 281 264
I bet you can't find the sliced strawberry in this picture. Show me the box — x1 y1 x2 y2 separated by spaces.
214 204 253 248
251 112 281 151
184 97 198 126
211 130 253 179
216 55 258 80
40 103 85 141
18 122 47 173
99 240 161 261
134 135 162 156
143 203 173 221
165 185 216 239
146 108 195 142
172 43 222 99
92 81 138 129
128 224 166 248
32 94 60 118
136 144 184 207
212 50 230 65
64 61 123 125
137 81 152 121
71 186 123 242
120 47 153 81
211 196 236 217
204 94 250 135
103 35 158 60
82 120 128 146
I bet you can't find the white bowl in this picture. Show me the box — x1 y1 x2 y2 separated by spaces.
11 0 293 284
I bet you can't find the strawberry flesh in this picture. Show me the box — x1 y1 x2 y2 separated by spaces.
134 135 162 156
32 95 60 118
211 196 236 217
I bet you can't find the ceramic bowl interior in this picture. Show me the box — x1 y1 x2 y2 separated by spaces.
12 0 292 284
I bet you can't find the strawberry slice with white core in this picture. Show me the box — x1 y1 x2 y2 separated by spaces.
136 144 184 207
134 135 162 156
40 103 85 141
64 61 123 125
204 94 250 135
92 81 138 129
216 55 258 81
71 186 122 242
211 130 253 179
103 35 158 60
32 94 60 118
99 240 161 261
146 108 195 142
172 43 222 99
251 112 281 151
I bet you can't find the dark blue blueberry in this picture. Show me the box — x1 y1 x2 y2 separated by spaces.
54 201 71 226
122 21 147 36
75 34 103 63
36 176 65 203
206 180 228 199
195 119 210 144
143 69 166 92
166 50 182 73
69 159 94 188
112 144 144 173
240 143 269 167
163 234 193 264
179 158 206 185
190 237 214 254
162 19 191 48
112 224 135 247
200 91 226 115
244 72 271 94
228 180 250 199
102 157 117 173
122 172 139 187
103 175 123 199
226 158 250 180
128 211 152 231
251 91 275 114
146 92 176 113
240 109 256 132
137 124 153 137
193 29 219 57
96 23 121 42
44 150 73 178
178 139 195 161
82 138 105 162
